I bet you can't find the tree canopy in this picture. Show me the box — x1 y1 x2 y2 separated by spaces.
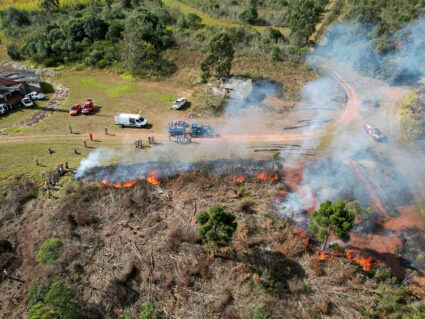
200 32 234 82
196 204 237 256
309 200 355 250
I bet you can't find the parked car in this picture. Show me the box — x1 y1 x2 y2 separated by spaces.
0 105 6 115
82 99 95 115
29 91 45 100
114 113 148 128
69 104 82 116
1 103 12 111
172 98 187 110
21 97 34 107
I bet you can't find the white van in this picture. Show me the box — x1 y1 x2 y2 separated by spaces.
114 113 148 128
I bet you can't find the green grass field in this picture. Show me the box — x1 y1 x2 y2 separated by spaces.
163 0 289 34
0 0 97 10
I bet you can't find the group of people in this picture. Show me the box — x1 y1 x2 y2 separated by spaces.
55 162 68 176
173 133 192 144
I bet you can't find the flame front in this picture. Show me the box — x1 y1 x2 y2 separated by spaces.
100 179 136 188
232 176 245 183
345 249 373 271
147 169 160 185
253 172 279 181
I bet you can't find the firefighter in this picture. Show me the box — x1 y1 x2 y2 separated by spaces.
48 147 53 154
168 133 171 141
59 163 64 174
83 140 87 148
74 148 78 155
188 134 192 144
46 187 52 198
151 136 155 144
148 136 151 144
34 157 39 166
69 125 72 134
104 127 108 135
3 268 9 277
89 133 93 142
44 178 48 187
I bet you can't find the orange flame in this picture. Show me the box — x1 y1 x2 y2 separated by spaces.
293 228 310 246
253 172 279 181
345 249 373 271
100 179 136 188
232 176 245 183
147 169 160 185
315 250 338 261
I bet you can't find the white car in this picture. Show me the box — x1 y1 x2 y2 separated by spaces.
172 98 187 110
21 97 34 107
29 91 45 100
0 105 6 115
0 103 11 111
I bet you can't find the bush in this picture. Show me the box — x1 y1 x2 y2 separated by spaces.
27 281 82 319
36 238 63 264
139 301 158 319
6 43 21 60
239 197 255 213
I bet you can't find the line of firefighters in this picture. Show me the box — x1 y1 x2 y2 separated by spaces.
169 133 192 144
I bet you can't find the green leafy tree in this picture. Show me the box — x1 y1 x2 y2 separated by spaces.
200 32 234 82
288 0 323 45
309 200 355 250
272 152 283 170
196 204 237 256
40 0 60 12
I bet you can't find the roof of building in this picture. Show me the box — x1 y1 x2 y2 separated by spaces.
0 70 40 85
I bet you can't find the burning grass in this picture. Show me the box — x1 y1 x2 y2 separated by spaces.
1 172 424 318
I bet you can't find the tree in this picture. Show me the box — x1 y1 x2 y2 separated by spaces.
309 200 355 250
288 0 323 45
200 32 234 82
196 204 237 256
238 0 258 25
272 152 283 171
119 31 156 75
40 0 60 12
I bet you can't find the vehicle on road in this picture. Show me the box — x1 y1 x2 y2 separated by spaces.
172 98 187 110
189 122 215 137
69 104 82 116
114 113 148 128
21 97 34 107
0 104 6 115
82 99 95 114
168 120 189 136
29 91 45 100
363 122 385 141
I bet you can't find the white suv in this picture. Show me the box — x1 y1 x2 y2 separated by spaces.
172 98 187 110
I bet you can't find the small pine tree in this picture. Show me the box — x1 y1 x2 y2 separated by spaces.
272 152 283 170
309 200 355 250
196 204 237 256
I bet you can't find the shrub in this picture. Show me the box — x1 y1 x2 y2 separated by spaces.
27 281 82 319
6 43 21 60
36 238 63 264
239 197 255 213
139 301 158 319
